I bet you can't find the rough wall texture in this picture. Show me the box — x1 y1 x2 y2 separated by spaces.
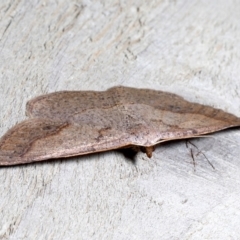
1 0 240 239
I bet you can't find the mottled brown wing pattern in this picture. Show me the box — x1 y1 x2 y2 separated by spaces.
1 86 240 166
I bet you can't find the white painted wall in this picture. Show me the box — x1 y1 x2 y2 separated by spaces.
1 0 240 239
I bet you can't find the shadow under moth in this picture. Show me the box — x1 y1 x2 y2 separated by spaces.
0 86 240 166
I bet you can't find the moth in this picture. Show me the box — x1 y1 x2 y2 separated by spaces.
0 86 240 166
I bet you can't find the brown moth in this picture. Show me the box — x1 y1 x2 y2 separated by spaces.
1 86 240 166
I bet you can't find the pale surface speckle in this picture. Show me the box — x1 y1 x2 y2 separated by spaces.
1 0 240 239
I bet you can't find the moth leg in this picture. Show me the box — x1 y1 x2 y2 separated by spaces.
141 146 155 158
186 140 215 170
190 148 196 171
